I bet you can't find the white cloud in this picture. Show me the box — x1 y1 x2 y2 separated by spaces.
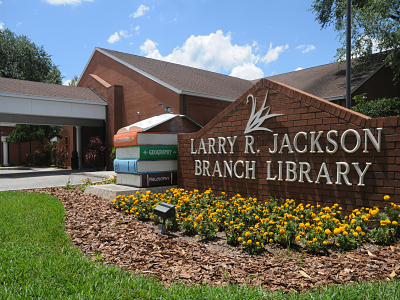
130 4 149 18
230 63 264 80
296 44 316 53
140 39 158 54
295 67 303 71
62 79 71 86
133 25 140 34
119 30 131 38
17 22 22 27
140 30 259 73
107 32 120 44
44 0 93 5
0 1 3 5
261 43 289 64
0 21 3 30
107 30 132 44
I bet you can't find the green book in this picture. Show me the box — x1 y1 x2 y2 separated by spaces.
116 145 177 160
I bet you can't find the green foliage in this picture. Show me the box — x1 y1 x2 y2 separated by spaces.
5 124 64 152
0 28 63 84
110 147 116 161
352 93 400 117
2 191 400 299
68 75 79 86
310 0 400 83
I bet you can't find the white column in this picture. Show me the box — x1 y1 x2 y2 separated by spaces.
1 136 9 167
75 126 82 169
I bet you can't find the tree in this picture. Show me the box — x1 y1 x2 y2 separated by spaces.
68 75 79 86
5 125 64 153
0 28 63 84
310 0 400 82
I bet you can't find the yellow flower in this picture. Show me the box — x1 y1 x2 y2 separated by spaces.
295 235 301 241
245 231 251 237
353 232 359 237
242 241 246 245
325 229 331 236
393 221 398 225
247 240 252 245
269 239 273 243
238 237 242 242
384 195 390 201
313 237 317 242
215 228 218 232
343 231 348 236
356 226 362 232
307 241 312 245
280 229 286 235
255 215 259 221
256 242 260 245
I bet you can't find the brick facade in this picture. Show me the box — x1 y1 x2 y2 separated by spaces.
78 51 231 168
178 79 400 212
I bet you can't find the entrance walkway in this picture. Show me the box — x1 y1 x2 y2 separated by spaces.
0 167 116 191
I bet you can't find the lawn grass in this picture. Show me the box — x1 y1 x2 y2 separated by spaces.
0 190 399 299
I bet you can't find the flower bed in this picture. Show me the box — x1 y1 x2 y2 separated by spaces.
112 189 400 254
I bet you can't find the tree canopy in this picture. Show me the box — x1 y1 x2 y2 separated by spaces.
311 0 400 82
0 28 63 84
5 125 64 151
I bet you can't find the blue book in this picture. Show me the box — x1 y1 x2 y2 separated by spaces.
113 159 177 174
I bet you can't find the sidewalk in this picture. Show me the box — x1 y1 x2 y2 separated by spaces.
0 167 116 191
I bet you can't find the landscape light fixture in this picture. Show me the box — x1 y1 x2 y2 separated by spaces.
159 103 172 113
154 202 176 235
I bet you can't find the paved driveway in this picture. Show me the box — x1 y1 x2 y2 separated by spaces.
0 167 116 191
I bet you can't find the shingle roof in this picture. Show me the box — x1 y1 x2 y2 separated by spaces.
97 48 254 100
0 77 105 103
266 53 387 99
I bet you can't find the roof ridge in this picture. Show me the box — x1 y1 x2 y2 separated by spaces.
96 47 253 83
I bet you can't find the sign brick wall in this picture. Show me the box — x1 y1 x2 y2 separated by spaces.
178 79 400 212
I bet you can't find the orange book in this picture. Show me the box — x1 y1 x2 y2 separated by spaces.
114 132 177 147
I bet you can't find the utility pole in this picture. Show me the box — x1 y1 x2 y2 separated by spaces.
346 0 351 109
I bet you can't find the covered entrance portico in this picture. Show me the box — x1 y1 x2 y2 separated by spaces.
0 77 107 168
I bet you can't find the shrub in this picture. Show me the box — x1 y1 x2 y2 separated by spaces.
352 93 400 118
112 191 400 255
53 145 68 168
84 136 106 168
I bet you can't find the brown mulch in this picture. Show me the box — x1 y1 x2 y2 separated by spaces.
26 187 400 292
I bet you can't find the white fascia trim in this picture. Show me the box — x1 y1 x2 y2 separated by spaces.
93 48 238 102
0 123 16 127
323 95 344 101
76 48 97 87
0 91 108 106
351 62 386 95
96 48 182 94
182 90 236 102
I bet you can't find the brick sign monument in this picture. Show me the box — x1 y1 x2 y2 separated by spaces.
178 79 400 212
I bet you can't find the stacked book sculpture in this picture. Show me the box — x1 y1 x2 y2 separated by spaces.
113 114 200 188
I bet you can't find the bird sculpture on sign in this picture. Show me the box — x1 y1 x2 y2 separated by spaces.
244 91 282 134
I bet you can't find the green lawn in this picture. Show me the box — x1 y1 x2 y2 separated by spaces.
0 191 399 299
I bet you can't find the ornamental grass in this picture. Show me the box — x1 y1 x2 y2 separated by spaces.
112 190 400 255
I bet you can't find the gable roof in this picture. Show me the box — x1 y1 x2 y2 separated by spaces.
79 47 254 102
0 77 106 104
265 52 387 100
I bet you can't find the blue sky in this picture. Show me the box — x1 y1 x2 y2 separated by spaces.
0 0 340 85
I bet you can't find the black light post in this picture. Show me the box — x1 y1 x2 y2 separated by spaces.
346 0 352 109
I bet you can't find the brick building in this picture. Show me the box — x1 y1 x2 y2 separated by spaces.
1 48 398 169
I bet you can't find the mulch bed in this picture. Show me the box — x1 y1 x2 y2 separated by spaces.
26 187 400 292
